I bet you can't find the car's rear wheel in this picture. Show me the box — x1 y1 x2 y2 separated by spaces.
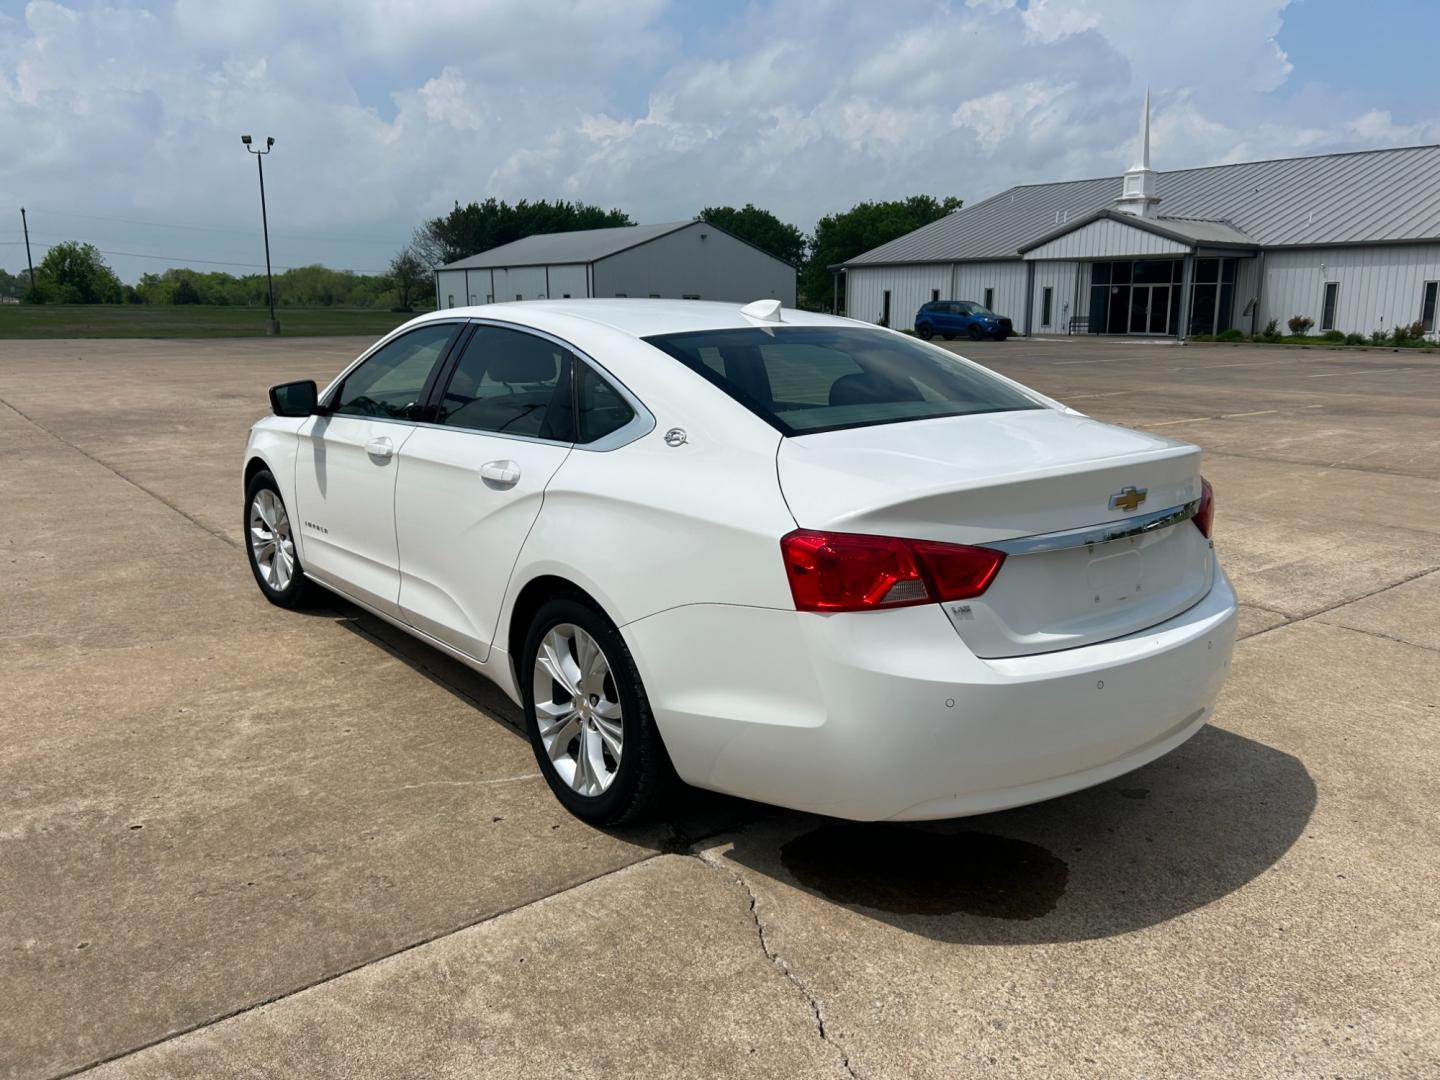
917 323 935 340
522 596 673 825
244 470 311 608
968 324 983 341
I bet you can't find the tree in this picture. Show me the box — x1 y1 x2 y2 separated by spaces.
802 195 963 311
33 241 123 304
699 205 806 267
417 198 634 266
0 268 23 300
171 277 201 305
388 245 429 312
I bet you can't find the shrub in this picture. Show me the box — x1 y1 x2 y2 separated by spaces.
1401 320 1427 344
1322 329 1346 343
1345 332 1366 345
1287 315 1314 336
1370 329 1388 345
1218 328 1245 342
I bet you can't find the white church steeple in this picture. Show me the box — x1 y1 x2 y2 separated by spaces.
1116 89 1161 217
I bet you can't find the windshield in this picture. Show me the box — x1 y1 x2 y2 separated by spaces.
643 326 1042 436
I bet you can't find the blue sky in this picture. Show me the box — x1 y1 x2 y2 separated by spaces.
1 0 1436 284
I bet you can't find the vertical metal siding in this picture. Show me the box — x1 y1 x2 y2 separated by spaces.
952 262 1028 325
592 221 795 304
844 264 950 325
435 270 466 308
1259 244 1440 336
1028 261 1080 332
1023 218 1189 260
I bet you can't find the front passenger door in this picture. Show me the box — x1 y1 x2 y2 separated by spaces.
293 323 459 615
394 325 577 660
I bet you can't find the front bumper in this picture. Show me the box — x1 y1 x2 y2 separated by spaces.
622 566 1237 821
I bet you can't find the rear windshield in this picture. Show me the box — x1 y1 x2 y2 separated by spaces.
643 326 1041 435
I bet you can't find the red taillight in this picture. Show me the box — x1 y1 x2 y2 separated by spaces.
1193 477 1215 538
780 530 1005 613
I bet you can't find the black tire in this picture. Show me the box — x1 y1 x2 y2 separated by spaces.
244 469 311 609
521 596 675 825
968 324 983 341
917 323 935 341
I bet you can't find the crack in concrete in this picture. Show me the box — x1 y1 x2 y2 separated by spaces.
0 394 241 551
1242 564 1440 644
698 848 861 1080
1311 620 1440 656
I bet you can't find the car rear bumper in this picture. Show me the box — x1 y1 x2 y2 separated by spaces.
623 564 1237 821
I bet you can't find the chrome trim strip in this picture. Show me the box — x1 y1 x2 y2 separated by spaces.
989 499 1200 556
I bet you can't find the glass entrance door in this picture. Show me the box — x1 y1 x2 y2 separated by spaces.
1128 284 1171 334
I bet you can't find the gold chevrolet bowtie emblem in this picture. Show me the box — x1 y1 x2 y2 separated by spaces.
1109 486 1148 512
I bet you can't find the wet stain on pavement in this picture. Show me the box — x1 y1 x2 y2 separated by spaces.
780 824 1068 920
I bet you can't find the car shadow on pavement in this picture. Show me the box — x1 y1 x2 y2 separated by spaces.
718 725 1316 944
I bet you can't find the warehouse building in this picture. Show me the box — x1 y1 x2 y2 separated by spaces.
840 98 1440 341
434 219 796 309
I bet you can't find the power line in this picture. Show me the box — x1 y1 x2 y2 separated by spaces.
21 206 409 246
0 239 386 275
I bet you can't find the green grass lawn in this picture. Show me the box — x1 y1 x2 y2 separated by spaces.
0 304 422 339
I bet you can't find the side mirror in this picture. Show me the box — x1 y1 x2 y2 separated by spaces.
269 379 318 417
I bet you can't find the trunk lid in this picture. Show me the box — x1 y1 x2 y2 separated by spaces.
777 408 1213 658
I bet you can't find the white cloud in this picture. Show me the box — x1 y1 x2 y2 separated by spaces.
0 0 1434 283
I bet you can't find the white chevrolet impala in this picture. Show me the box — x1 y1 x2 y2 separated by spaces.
243 299 1237 824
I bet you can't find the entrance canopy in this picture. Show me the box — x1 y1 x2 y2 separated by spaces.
1019 209 1256 262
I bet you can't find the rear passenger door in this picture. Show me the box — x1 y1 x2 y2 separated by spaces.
393 324 577 661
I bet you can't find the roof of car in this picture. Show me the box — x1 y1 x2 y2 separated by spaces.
406 299 849 340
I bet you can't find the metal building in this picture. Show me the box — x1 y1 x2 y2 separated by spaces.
434 220 796 310
840 96 1440 341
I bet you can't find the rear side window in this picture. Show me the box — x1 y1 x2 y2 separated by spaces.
333 324 456 419
643 326 1041 436
577 363 636 443
436 326 575 441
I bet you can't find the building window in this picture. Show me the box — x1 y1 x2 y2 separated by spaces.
931 288 940 302
485 294 494 304
649 293 661 298
562 293 571 299
1421 281 1437 333
682 293 701 300
1321 281 1339 331
1041 286 1053 327
615 293 627 298
881 290 891 327
447 294 455 308
469 294 477 304
515 294 523 301
983 287 994 311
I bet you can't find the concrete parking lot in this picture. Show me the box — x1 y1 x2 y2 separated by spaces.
2 332 1438 1079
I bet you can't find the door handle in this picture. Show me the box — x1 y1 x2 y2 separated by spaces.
365 436 394 460
480 459 521 486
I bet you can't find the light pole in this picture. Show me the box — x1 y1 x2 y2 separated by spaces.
241 135 279 335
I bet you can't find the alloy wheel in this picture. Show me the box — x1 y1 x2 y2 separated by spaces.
248 488 296 592
532 623 624 797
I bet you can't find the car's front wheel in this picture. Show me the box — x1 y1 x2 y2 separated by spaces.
522 596 673 825
244 470 311 608
968 324 983 341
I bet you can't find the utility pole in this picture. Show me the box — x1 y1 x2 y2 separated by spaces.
241 135 280 335
20 207 35 296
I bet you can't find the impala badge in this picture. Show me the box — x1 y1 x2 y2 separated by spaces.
1109 486 1147 512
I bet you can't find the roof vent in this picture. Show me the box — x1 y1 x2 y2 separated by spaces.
740 298 783 323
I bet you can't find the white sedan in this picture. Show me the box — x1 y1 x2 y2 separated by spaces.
243 299 1237 825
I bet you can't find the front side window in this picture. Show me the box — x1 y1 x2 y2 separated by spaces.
332 324 456 419
644 326 1041 436
436 325 574 441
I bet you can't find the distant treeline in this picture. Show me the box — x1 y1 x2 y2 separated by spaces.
10 193 965 312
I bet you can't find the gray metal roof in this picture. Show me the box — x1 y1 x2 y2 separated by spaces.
844 144 1440 266
440 221 693 270
1018 209 1257 254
